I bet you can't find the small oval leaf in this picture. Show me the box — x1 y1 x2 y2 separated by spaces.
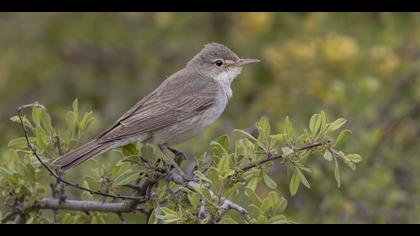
289 170 300 196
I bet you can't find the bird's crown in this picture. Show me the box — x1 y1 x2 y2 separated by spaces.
188 42 239 66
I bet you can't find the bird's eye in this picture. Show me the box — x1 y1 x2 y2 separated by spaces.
215 60 223 67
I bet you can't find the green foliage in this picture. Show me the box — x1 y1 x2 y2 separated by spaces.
1 104 360 224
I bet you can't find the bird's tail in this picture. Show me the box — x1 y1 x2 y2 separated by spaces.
53 139 115 171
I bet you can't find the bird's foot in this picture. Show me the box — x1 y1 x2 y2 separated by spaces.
167 146 187 161
158 145 194 183
158 145 186 175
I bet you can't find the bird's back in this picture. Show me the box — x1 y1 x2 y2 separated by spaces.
97 67 223 144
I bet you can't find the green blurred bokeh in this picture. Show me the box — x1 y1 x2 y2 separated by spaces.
0 13 419 223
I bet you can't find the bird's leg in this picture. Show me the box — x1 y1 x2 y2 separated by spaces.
163 162 177 196
167 146 187 161
158 144 186 177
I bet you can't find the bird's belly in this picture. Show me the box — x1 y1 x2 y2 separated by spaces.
152 97 228 145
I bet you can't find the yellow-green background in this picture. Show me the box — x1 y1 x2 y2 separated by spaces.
1 13 419 223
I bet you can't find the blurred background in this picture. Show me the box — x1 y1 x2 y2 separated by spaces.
0 13 419 223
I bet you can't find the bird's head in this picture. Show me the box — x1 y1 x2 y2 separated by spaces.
187 42 260 84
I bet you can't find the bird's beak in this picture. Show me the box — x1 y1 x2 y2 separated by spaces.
233 58 261 67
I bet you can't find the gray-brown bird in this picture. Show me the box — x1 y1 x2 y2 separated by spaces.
53 43 260 171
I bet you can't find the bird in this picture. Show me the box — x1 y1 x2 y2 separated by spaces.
53 42 260 171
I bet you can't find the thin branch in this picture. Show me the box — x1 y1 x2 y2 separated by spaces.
33 198 134 213
16 103 145 201
53 136 64 156
1 211 18 223
220 199 252 222
241 142 323 172
14 215 25 224
370 102 420 162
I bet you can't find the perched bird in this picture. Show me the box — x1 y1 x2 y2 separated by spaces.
53 42 260 171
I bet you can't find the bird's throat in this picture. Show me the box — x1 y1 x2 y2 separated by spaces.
213 67 242 99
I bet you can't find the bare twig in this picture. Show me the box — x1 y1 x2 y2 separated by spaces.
33 198 134 213
220 199 252 222
241 142 324 172
53 136 64 156
370 102 420 162
14 215 25 224
1 211 18 223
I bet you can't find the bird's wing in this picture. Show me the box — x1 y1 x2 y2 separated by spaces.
97 70 218 143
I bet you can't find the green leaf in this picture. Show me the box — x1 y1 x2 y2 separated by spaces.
148 208 158 224
348 161 357 171
298 165 312 173
25 164 36 186
334 157 341 188
220 215 238 224
296 168 310 189
8 137 35 149
32 104 43 127
72 98 79 119
160 207 177 216
267 191 284 214
233 129 257 142
336 129 352 146
267 215 288 224
114 170 139 186
248 204 263 219
289 170 300 196
284 116 294 138
323 149 333 161
35 126 49 151
81 190 93 201
80 111 95 130
319 111 326 132
62 213 74 224
256 116 271 135
246 177 259 191
246 187 262 205
278 197 287 212
141 144 155 162
121 143 139 157
262 172 278 189
207 167 221 191
261 198 271 214
217 135 230 151
217 154 231 174
256 116 271 151
199 185 213 200
193 170 212 183
41 112 54 136
187 192 200 209
309 113 320 135
257 215 267 224
210 141 228 155
224 182 241 199
10 115 32 128
347 153 362 163
328 118 347 132
269 134 285 143
65 111 77 130
158 207 179 223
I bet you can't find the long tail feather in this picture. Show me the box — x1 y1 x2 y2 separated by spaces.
53 139 114 171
